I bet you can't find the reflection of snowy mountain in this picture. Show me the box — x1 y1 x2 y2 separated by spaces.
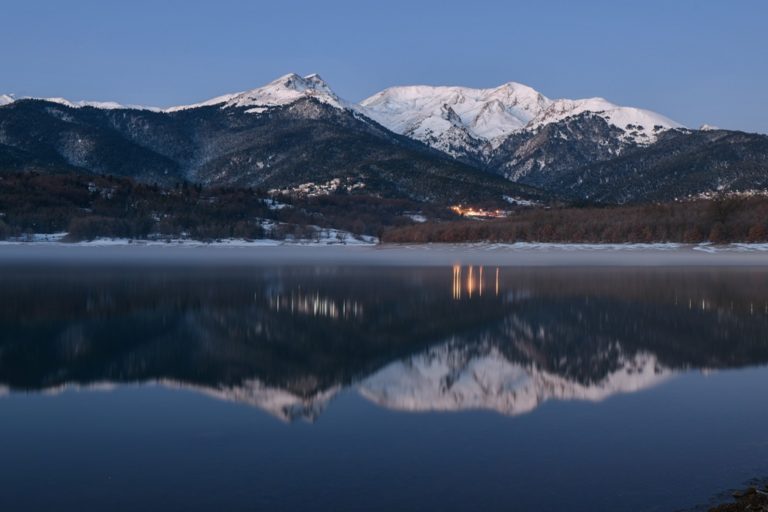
159 379 339 423
151 342 671 420
358 342 671 416
14 341 671 422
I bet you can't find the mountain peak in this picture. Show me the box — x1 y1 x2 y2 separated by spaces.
270 72 314 88
491 81 548 100
0 94 15 106
267 72 333 96
303 72 325 82
360 81 552 143
168 73 347 113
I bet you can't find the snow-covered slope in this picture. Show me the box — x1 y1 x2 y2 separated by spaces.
528 97 683 144
166 73 350 113
360 82 683 156
0 94 14 106
360 82 549 151
50 98 159 110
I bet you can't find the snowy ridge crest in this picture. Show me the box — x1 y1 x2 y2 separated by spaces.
1 74 687 171
360 83 683 153
0 94 159 111
0 73 350 115
360 82 550 142
2 75 683 146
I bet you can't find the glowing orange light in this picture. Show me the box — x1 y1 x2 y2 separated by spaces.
450 205 510 218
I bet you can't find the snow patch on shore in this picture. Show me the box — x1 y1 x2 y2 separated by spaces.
693 243 768 253
487 242 684 251
0 231 377 247
4 238 768 252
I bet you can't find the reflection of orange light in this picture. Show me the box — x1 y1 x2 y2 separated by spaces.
479 266 483 296
453 264 461 300
453 265 502 300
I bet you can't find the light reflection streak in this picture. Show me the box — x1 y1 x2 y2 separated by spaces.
453 265 462 300
270 292 363 320
452 265 501 300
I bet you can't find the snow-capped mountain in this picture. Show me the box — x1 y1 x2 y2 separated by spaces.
166 73 351 114
359 83 542 156
3 72 766 203
360 83 550 158
0 74 349 114
360 82 682 159
0 73 535 204
0 73 347 111
3 75 680 145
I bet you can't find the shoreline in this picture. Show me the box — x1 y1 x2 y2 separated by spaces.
1 241 768 267
702 482 768 511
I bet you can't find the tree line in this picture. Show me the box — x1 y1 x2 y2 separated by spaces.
381 198 768 244
3 171 768 244
0 172 434 242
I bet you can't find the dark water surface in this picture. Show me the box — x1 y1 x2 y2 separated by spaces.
1 264 767 511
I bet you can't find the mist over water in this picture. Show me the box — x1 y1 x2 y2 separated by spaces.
1 264 767 511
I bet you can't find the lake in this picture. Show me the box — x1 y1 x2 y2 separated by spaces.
1 254 767 511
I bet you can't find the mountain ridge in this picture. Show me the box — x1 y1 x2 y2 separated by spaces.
0 91 543 205
1 73 682 139
2 73 766 205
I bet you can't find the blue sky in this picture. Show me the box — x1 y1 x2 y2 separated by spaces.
2 0 765 132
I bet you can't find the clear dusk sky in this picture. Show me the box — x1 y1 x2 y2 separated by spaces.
2 0 766 133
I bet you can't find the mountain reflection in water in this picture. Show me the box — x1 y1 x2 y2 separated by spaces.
1 266 768 422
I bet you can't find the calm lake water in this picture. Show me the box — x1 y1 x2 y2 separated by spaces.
1 263 767 512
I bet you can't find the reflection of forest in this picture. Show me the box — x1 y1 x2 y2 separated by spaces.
0 267 767 419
